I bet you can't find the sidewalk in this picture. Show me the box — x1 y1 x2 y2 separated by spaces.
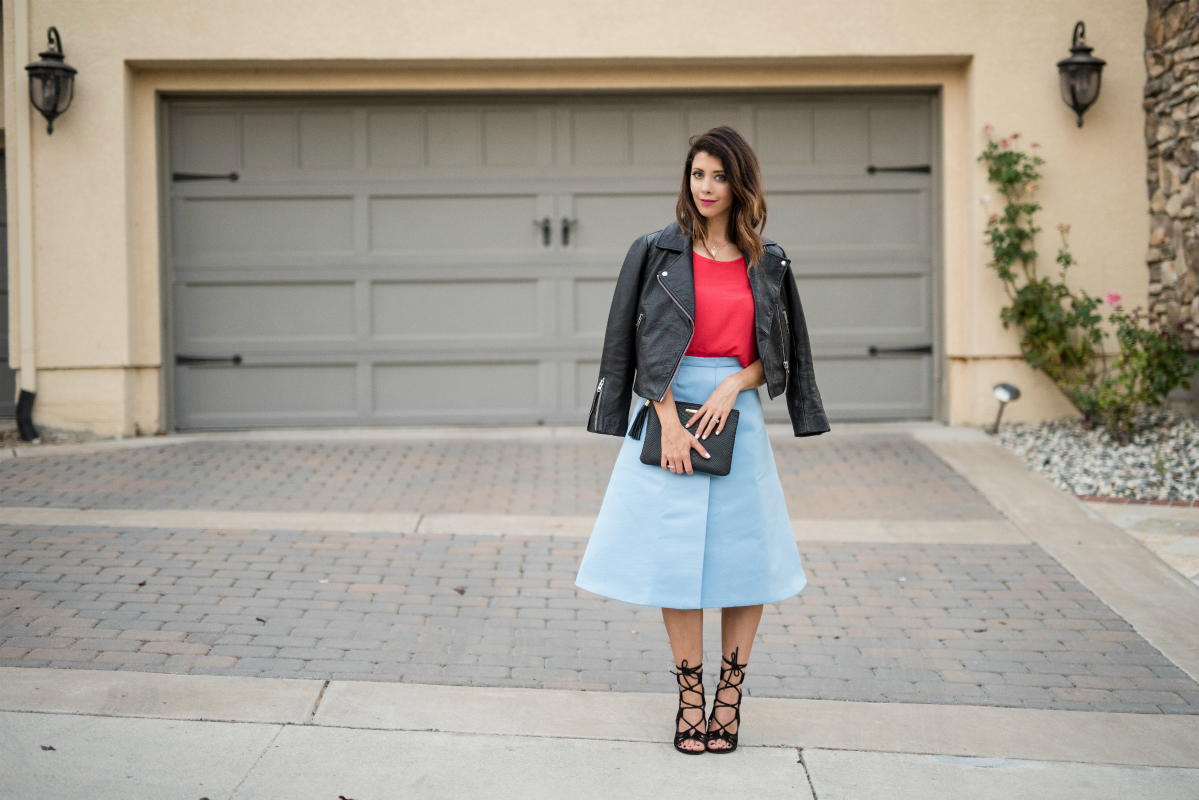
2 667 1196 798
2 423 1198 797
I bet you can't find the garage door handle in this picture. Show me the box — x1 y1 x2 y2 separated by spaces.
866 165 931 174
176 354 243 365
561 217 578 247
533 217 552 247
868 345 932 356
172 171 240 182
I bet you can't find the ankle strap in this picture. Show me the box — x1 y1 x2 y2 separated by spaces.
720 647 747 686
672 659 705 707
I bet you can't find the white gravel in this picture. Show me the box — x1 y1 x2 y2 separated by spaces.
992 412 1199 501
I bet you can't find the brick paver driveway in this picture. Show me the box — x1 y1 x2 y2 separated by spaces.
0 435 998 519
2 430 1196 716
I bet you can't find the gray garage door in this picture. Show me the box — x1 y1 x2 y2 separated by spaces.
167 94 934 429
0 154 14 418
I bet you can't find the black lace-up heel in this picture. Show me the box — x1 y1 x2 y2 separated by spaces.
706 647 746 754
671 660 707 755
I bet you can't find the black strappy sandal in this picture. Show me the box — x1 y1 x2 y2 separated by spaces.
706 647 746 754
671 660 707 755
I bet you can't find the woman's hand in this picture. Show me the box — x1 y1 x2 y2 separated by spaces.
655 389 709 474
686 360 765 439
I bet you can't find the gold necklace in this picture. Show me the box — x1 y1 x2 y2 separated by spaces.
703 238 730 259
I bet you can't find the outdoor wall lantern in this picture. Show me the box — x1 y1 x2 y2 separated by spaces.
25 27 76 134
1057 21 1105 128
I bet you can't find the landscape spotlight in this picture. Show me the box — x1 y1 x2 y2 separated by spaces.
989 383 1021 433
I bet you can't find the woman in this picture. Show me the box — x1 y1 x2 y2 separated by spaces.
577 126 829 755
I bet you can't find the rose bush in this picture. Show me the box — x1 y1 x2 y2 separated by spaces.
979 132 1196 443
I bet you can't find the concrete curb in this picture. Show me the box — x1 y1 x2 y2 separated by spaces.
2 667 1196 768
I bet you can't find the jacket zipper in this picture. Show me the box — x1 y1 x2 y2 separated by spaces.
636 313 643 328
656 273 694 399
777 302 791 395
589 377 604 426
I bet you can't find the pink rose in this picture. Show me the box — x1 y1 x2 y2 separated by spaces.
1106 292 1122 307
982 123 995 136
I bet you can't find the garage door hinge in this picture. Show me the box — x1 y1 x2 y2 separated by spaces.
172 171 240 182
868 345 932 356
866 164 931 174
176 354 243 365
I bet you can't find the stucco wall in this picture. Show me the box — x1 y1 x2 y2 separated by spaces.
3 0 1149 435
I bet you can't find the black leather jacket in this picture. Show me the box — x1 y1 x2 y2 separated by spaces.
587 221 830 438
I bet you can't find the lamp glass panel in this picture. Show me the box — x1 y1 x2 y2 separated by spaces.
29 73 57 114
54 77 73 113
1061 67 1101 109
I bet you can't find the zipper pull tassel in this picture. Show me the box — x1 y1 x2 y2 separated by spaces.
628 400 651 439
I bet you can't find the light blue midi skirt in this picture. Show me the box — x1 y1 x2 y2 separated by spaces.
575 356 806 609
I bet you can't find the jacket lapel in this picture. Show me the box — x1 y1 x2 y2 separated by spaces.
655 223 696 321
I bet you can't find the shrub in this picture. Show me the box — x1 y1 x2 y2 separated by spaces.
978 131 1196 443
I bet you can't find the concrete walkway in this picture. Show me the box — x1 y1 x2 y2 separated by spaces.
3 423 1199 797
1089 502 1199 588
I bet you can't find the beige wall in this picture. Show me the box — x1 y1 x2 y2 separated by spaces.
4 0 1148 435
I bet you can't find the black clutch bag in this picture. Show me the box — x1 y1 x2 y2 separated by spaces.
628 399 739 477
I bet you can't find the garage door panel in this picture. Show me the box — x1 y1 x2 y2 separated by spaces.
809 356 932 419
572 193 677 252
174 113 241 173
243 113 298 169
177 364 358 422
631 110 689 165
299 112 355 169
484 111 539 167
370 196 538 253
373 362 540 414
767 191 926 250
572 109 631 166
799 276 930 338
427 111 483 167
790 260 930 279
368 112 425 168
813 107 870 164
574 279 618 336
687 108 743 137
175 283 356 342
173 197 354 257
869 106 931 165
372 280 540 337
755 107 814 165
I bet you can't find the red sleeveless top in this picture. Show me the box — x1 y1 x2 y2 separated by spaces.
685 253 759 368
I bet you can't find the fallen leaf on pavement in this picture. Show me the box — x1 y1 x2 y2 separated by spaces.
453 587 466 595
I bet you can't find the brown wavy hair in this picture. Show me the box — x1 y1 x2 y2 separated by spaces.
675 126 768 268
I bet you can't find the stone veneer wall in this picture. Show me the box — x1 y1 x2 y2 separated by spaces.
1146 0 1199 352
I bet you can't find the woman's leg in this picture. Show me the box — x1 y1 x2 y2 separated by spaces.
707 604 763 750
662 608 705 752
